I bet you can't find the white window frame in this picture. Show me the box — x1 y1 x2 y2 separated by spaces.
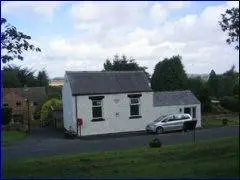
129 97 141 117
92 99 103 119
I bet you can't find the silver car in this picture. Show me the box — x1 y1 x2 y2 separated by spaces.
145 114 193 134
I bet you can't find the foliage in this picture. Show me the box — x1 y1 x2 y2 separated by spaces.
206 66 239 98
45 86 62 100
187 76 205 97
207 70 219 97
40 99 62 124
149 137 162 148
219 7 239 50
222 119 229 126
37 70 49 87
197 85 212 113
4 137 239 178
1 18 41 63
151 55 188 91
3 106 12 125
220 95 239 112
103 54 150 78
3 65 50 88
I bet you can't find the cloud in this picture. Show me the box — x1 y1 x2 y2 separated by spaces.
1 1 66 21
6 1 239 78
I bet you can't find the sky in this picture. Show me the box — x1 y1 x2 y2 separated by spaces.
1 1 239 78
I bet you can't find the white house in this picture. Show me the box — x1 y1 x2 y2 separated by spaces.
62 71 201 136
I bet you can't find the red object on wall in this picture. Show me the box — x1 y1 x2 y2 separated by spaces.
77 118 83 126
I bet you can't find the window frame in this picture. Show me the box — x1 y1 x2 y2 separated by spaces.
92 99 103 119
129 97 141 118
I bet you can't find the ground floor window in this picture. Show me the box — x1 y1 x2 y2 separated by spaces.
184 107 196 119
130 97 140 117
89 96 105 121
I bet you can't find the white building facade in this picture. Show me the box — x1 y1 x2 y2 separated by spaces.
62 71 201 136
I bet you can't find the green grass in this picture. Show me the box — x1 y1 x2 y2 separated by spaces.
4 136 239 178
3 130 27 146
203 113 239 128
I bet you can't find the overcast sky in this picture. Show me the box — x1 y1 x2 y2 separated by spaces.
2 1 239 78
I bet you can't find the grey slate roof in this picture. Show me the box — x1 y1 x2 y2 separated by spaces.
66 71 152 95
153 90 200 107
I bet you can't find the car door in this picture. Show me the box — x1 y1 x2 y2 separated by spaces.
165 115 176 131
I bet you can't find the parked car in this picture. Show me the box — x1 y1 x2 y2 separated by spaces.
146 113 193 134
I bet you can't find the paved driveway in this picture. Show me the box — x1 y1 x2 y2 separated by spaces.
3 126 239 161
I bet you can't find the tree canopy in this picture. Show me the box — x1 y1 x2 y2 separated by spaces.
1 18 41 63
151 55 188 91
3 65 49 88
219 7 239 50
103 54 150 78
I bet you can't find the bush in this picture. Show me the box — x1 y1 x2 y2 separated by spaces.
41 98 62 126
222 119 229 126
3 107 12 125
149 137 162 148
220 96 239 112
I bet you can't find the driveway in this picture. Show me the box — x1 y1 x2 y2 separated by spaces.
3 125 239 161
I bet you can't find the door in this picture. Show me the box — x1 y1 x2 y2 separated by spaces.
165 115 178 131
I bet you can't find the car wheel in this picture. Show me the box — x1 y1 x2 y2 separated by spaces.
156 127 164 134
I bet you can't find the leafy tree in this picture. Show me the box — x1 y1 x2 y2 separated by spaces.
103 54 150 78
219 7 239 50
37 70 49 87
198 85 212 113
1 18 41 63
187 76 205 97
40 98 62 126
151 55 188 91
207 70 219 97
3 65 38 87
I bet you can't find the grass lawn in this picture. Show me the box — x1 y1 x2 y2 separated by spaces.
4 136 239 178
203 113 239 128
3 130 27 146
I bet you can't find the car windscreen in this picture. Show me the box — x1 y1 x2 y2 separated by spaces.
153 115 168 122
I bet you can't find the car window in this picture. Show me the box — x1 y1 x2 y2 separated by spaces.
154 115 168 122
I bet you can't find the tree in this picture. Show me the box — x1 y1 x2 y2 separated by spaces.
37 70 49 87
219 7 239 50
1 18 41 63
103 54 150 78
187 76 205 97
151 55 188 91
3 65 38 88
207 69 219 97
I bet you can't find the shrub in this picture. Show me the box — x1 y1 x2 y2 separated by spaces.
220 96 239 112
222 119 229 126
41 98 62 126
149 137 162 148
3 106 12 125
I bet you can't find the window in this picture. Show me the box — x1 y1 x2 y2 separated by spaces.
92 100 103 119
184 107 196 119
130 98 140 117
89 96 105 121
33 102 38 106
16 101 21 107
184 107 191 115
